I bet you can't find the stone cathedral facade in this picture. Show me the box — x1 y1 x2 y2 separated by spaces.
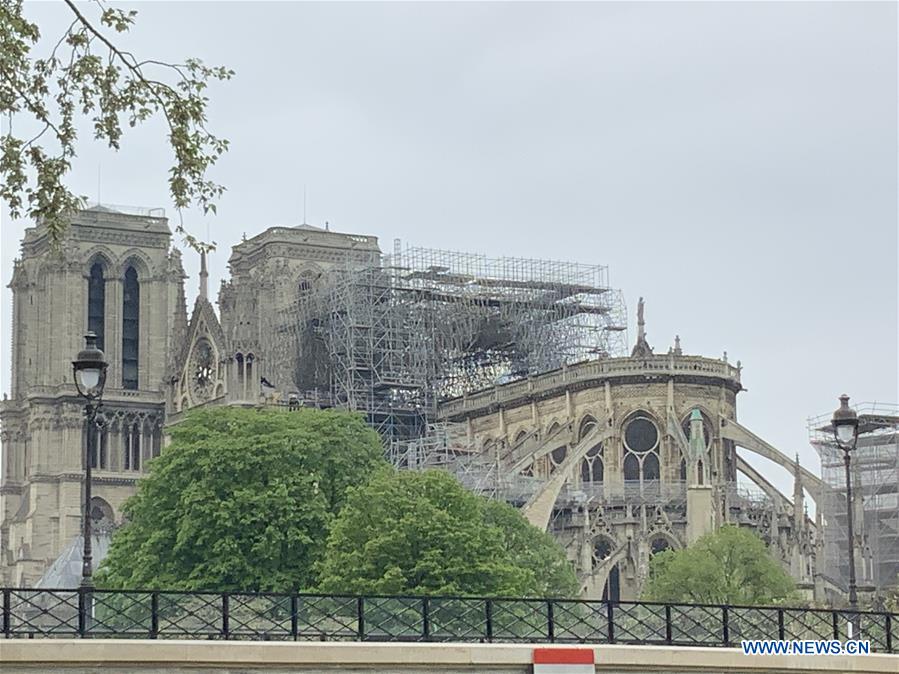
1 207 184 585
1 207 840 600
0 208 381 586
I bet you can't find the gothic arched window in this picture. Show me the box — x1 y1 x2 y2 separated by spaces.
580 443 604 483
151 427 161 459
643 452 660 481
245 353 255 393
592 537 613 565
622 413 661 489
623 452 640 481
650 537 671 555
549 445 567 470
578 415 598 441
87 263 105 350
122 266 140 389
297 269 320 299
89 497 115 529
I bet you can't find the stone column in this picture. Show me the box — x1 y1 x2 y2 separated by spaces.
241 357 248 401
686 485 714 544
141 419 148 466
121 422 131 472
107 419 120 472
604 430 623 499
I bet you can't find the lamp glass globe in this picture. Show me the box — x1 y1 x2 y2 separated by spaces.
77 368 101 393
836 424 856 446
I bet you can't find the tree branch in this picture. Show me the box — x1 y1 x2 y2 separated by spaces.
61 0 177 130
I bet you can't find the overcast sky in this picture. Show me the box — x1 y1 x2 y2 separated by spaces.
2 1 897 496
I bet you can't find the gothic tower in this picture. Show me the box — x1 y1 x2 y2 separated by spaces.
216 224 380 400
0 205 187 585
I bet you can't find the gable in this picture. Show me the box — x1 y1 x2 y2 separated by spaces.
174 297 229 410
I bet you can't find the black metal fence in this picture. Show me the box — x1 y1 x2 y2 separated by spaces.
2 587 896 652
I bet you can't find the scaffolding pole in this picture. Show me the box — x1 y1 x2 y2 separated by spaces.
809 403 899 591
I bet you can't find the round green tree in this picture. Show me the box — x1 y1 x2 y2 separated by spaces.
98 406 385 592
643 525 797 605
316 469 578 597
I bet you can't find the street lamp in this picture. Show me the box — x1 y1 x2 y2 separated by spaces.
831 394 860 615
72 331 108 588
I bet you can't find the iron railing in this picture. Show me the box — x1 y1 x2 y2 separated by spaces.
1 587 896 651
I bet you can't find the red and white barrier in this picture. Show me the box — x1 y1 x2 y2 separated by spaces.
532 647 595 673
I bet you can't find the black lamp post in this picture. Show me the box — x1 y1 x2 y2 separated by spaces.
72 331 108 588
831 394 860 614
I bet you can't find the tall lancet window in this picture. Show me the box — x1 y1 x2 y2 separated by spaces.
122 266 140 389
88 263 105 350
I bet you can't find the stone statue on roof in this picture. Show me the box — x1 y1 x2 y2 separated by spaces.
630 296 654 357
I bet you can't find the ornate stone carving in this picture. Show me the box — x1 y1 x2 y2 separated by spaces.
76 226 169 249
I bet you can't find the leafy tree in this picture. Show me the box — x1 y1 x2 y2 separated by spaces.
642 525 797 605
98 407 385 592
316 469 578 597
1 0 231 247
481 498 580 598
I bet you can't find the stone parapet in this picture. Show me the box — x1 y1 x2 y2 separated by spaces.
438 355 742 420
1 640 896 673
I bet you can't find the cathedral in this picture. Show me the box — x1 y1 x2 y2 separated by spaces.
1 205 856 601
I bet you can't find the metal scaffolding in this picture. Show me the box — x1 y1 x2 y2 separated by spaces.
390 243 628 399
809 403 899 591
276 241 627 445
387 421 547 503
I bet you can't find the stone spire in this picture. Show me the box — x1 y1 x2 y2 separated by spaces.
199 249 208 300
673 335 682 355
630 297 653 357
167 248 189 376
687 409 708 484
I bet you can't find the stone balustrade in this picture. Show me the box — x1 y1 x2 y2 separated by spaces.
438 355 742 419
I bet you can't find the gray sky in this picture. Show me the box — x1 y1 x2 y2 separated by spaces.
2 1 897 496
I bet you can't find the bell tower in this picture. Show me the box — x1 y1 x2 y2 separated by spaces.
0 205 188 586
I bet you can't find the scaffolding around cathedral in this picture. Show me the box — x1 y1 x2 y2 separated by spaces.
389 242 628 392
280 241 628 445
809 403 899 591
386 421 546 503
